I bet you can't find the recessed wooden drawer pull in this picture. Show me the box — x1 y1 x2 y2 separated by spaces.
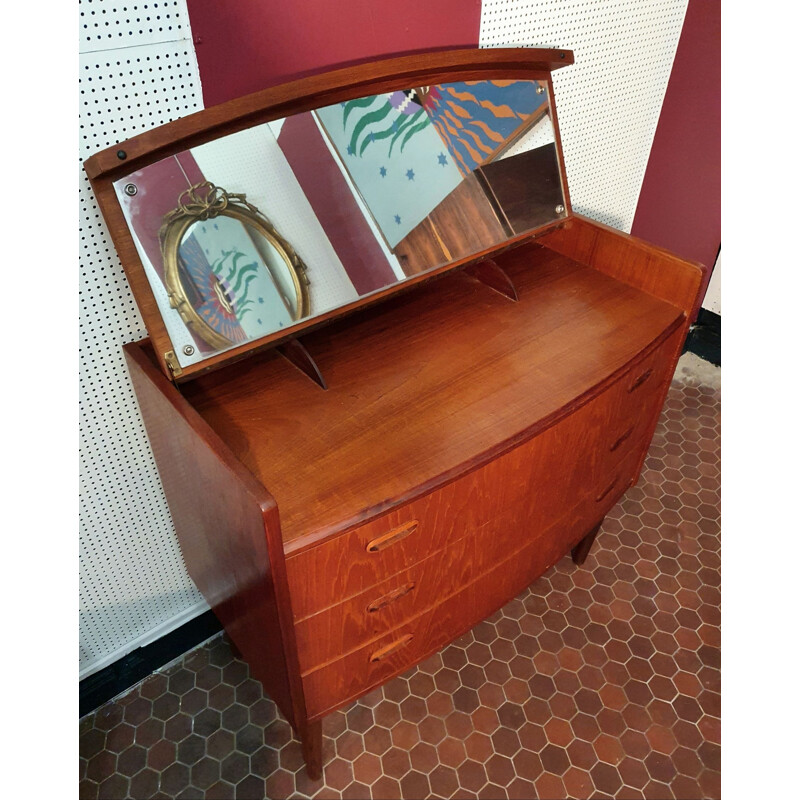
366 520 419 553
628 367 653 393
369 634 414 662
609 426 635 452
596 475 619 503
367 582 416 613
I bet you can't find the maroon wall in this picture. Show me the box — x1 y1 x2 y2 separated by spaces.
186 0 482 107
630 0 720 273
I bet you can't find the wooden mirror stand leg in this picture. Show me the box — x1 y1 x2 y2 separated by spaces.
277 337 327 389
571 521 603 566
464 258 519 301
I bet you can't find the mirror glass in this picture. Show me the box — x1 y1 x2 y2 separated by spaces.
114 78 566 367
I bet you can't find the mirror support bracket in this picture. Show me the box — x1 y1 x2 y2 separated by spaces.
277 337 327 390
464 259 519 302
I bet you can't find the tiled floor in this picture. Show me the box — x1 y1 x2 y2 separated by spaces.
79 354 721 800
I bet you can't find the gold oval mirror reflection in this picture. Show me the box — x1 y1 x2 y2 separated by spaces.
160 182 310 350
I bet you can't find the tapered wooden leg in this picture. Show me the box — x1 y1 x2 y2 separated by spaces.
571 522 602 566
300 720 324 781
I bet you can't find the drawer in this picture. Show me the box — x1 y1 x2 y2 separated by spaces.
601 328 681 438
294 545 464 673
575 444 644 533
302 604 434 718
295 484 573 672
581 329 680 483
294 513 533 672
300 554 533 718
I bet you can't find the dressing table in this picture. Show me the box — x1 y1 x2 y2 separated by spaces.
83 48 705 778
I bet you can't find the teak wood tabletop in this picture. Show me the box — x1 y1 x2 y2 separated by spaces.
180 243 684 553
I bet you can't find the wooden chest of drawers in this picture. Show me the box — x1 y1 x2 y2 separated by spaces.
85 48 705 778
124 230 702 776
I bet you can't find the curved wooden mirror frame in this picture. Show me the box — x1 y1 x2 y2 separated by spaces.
84 47 574 382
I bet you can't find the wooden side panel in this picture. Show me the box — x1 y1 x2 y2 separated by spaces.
538 213 706 320
123 340 307 731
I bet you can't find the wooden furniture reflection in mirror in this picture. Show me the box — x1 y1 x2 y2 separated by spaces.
84 48 705 779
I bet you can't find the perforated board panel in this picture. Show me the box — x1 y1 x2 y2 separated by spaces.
79 1 206 678
80 0 192 53
480 0 689 231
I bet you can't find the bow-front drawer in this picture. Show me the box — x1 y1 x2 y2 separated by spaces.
300 488 618 718
583 325 682 484
293 545 460 673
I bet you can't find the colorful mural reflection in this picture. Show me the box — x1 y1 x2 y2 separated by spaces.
316 80 547 247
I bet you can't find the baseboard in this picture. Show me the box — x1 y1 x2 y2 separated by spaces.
79 610 223 717
684 308 720 366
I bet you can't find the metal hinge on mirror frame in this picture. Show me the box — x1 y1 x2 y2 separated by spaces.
164 351 183 379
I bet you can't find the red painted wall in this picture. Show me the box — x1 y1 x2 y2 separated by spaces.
630 0 720 273
186 0 482 107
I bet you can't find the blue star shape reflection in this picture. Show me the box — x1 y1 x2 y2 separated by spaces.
379 166 387 177
406 169 415 181
394 214 402 224
438 152 448 166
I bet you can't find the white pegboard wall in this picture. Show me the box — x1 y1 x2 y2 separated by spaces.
79 1 206 678
80 0 193 53
481 0 689 231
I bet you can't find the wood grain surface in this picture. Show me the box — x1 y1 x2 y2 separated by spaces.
103 46 710 778
283 331 676 618
287 327 679 675
539 213 706 321
181 243 684 552
83 50 571 182
122 212 702 776
299 466 637 720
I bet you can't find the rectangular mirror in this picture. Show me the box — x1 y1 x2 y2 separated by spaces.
113 79 566 368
